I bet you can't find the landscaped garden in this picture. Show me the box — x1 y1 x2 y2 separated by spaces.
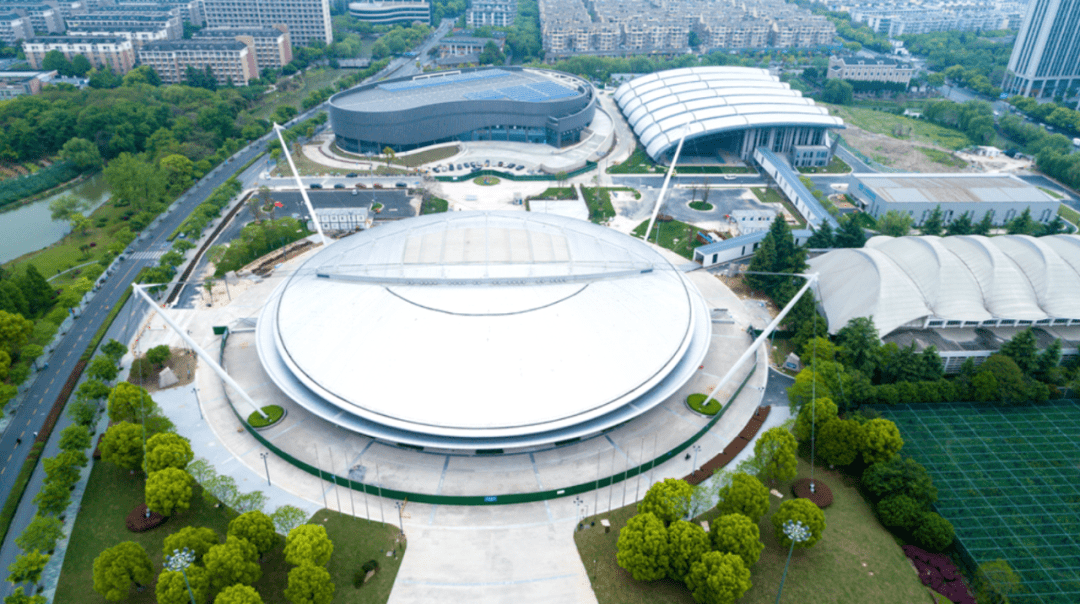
877 400 1080 604
632 219 705 259
689 201 714 212
608 147 754 174
686 393 721 415
474 176 500 186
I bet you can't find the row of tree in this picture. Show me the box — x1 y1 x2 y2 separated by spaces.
873 205 1067 239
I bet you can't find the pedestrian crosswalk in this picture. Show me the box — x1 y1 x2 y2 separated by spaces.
127 251 165 260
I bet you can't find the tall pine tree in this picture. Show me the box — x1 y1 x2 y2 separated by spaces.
920 206 944 236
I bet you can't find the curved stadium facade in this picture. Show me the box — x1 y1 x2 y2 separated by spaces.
328 67 596 154
256 212 712 450
347 1 430 25
615 66 843 164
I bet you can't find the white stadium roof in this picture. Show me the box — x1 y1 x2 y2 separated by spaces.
808 235 1080 336
256 212 712 449
614 67 844 161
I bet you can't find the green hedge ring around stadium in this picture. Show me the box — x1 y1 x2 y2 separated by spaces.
688 201 714 212
474 176 500 186
248 405 285 428
687 393 721 415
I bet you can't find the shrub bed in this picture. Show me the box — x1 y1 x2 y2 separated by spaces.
247 405 284 428
686 393 721 415
903 545 974 604
688 201 714 211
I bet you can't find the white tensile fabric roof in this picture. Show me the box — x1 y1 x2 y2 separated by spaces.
808 235 1080 336
614 66 844 161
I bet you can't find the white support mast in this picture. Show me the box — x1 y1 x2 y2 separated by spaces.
130 284 268 419
273 122 328 246
643 117 693 243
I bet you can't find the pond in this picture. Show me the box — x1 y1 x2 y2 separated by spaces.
0 172 110 264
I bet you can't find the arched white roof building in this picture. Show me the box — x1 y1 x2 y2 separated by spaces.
256 211 712 450
808 235 1080 336
614 66 844 163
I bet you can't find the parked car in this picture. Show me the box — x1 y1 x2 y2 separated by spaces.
346 172 358 178
333 183 345 189
373 183 383 188
723 175 736 181
515 165 524 171
310 183 322 189
355 183 367 188
395 182 407 188
497 161 504 167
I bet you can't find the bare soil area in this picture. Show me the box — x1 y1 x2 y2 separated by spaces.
843 125 966 173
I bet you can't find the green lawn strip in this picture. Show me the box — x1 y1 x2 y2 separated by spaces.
750 187 807 228
916 147 967 168
273 151 411 177
0 442 46 546
607 147 752 174
827 105 971 150
631 219 703 259
420 197 448 214
686 393 720 415
394 146 458 168
797 156 851 174
1041 186 1065 200
248 405 284 428
575 459 928 604
57 460 403 604
1057 203 1080 231
534 187 577 200
580 187 618 223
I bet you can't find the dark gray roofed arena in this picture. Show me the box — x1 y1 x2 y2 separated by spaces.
329 67 596 153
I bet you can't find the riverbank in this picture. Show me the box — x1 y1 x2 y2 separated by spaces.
0 171 98 215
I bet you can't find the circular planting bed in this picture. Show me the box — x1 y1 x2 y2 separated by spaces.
474 176 500 186
792 477 833 508
248 405 285 429
126 504 166 532
686 393 721 415
688 201 714 211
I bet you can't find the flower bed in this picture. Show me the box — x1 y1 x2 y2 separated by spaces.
903 545 974 604
125 504 166 532
474 176 500 186
792 477 834 508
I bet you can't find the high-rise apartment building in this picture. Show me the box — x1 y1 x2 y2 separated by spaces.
0 12 33 43
466 0 514 27
138 39 256 85
1003 0 1080 99
202 0 331 47
194 25 292 70
24 35 136 72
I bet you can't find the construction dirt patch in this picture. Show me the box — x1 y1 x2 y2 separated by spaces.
842 125 968 173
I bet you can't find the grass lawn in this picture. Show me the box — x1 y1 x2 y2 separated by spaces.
750 188 806 228
57 461 403 604
396 146 458 168
251 68 350 120
1058 203 1079 228
827 105 971 150
632 219 703 259
608 147 752 174
688 201 714 212
686 393 720 415
272 150 410 177
534 187 577 200
575 458 932 604
1041 186 1065 200
580 187 619 224
916 147 967 168
421 196 448 214
3 199 130 281
797 156 851 174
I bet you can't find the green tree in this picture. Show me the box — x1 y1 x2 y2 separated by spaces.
58 423 91 453
913 511 954 551
817 418 864 467
744 234 775 294
99 422 144 471
772 499 826 549
876 210 913 237
860 418 903 464
92 541 153 601
793 397 838 442
7 550 49 585
205 536 262 592
108 382 155 424
478 40 505 65
0 310 34 354
48 194 88 222
381 146 396 168
710 513 764 569
1006 207 1036 235
15 515 64 554
102 339 127 361
684 551 752 604
160 154 195 195
43 449 87 485
637 478 693 525
270 506 308 536
753 427 798 485
41 50 74 76
60 137 102 171
146 344 172 368
146 468 194 516
973 211 994 235
157 566 210 604
3 587 46 604
973 559 1023 604
876 494 923 530
284 563 335 604
920 205 944 236
77 379 111 403
87 355 119 383
804 221 834 248
998 329 1039 375
714 473 769 523
284 524 333 567
229 511 279 558
666 520 710 582
835 215 866 248
823 79 854 105
946 211 974 235
214 584 264 604
615 512 669 581
32 480 71 516
163 526 220 562
862 456 937 505
70 54 92 77
144 432 193 473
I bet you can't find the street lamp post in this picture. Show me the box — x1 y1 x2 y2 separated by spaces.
164 548 198 604
192 387 202 420
394 501 405 537
775 520 811 604
691 444 702 473
260 452 271 486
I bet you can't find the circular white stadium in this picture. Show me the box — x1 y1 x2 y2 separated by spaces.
256 212 711 450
